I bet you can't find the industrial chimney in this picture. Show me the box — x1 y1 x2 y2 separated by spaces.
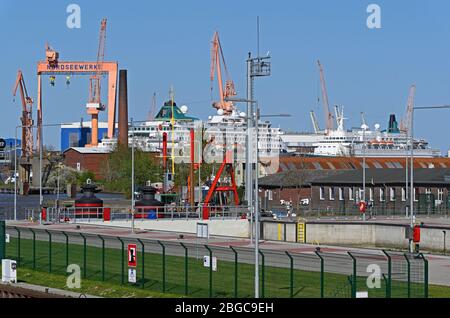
118 69 128 147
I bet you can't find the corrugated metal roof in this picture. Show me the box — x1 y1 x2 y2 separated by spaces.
311 168 450 186
277 156 450 172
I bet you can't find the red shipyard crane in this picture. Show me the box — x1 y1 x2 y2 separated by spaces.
202 31 239 219
86 18 107 147
12 70 34 193
13 70 34 159
317 60 334 134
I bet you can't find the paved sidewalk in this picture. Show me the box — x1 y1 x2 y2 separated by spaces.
0 282 100 298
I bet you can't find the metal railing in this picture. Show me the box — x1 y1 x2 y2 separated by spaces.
265 204 450 219
44 205 249 223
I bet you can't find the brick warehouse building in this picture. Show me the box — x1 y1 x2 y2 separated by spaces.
309 168 450 215
259 156 450 215
63 147 110 180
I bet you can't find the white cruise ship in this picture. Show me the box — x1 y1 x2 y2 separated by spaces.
282 108 441 158
98 100 284 160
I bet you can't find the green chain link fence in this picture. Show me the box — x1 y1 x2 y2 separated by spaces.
3 225 428 298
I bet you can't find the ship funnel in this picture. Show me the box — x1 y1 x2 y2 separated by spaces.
388 114 399 133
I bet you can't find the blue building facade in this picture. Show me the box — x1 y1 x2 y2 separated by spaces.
60 122 110 151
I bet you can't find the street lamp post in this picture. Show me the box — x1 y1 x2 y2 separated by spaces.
14 127 18 221
361 124 368 221
55 163 61 209
131 118 135 234
410 104 450 253
225 97 290 298
13 123 69 222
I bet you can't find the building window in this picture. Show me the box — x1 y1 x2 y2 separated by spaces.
425 188 432 195
329 187 335 201
402 188 406 202
339 188 344 201
390 188 396 201
414 188 419 202
320 187 325 200
349 187 354 201
69 132 80 147
380 188 385 202
358 188 364 202
369 188 374 202
438 188 444 201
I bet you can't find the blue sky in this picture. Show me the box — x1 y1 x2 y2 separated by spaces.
1 0 450 152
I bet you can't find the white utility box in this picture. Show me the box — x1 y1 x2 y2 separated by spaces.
2 259 17 283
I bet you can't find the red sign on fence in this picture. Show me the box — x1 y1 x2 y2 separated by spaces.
128 244 137 267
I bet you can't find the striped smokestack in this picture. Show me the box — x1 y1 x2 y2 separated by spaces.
118 69 128 147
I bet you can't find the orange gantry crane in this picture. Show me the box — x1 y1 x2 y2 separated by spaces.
36 20 118 152
210 31 236 115
13 70 34 159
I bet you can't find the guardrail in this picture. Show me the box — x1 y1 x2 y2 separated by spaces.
265 204 450 219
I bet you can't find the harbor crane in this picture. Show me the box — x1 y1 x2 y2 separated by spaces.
37 20 118 152
360 112 367 127
310 110 321 133
148 92 157 121
400 84 416 135
13 70 34 159
13 70 34 194
210 32 236 115
86 18 107 147
317 60 334 133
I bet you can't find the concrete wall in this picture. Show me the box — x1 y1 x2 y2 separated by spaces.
84 219 250 238
262 220 450 252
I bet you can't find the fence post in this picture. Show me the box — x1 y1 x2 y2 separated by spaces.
157 241 166 293
230 246 238 298
315 251 324 298
117 237 124 285
420 253 429 298
285 251 294 298
45 230 52 273
14 227 20 266
62 231 69 269
180 243 188 295
98 235 105 281
404 253 411 298
137 239 145 289
348 252 356 298
382 250 392 298
205 245 213 298
30 229 36 269
259 250 265 298
79 233 87 278
0 221 4 260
